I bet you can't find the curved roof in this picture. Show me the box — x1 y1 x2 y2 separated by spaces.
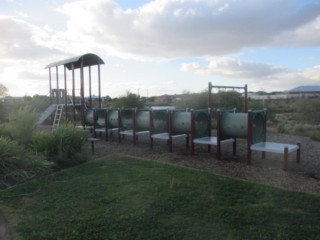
45 53 105 70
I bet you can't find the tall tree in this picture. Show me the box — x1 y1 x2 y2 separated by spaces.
0 84 8 97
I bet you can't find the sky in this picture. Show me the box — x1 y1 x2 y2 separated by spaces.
1 0 320 98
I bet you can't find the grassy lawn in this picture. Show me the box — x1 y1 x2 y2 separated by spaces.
0 155 320 240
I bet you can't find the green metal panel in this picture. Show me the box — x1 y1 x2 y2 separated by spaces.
251 110 266 144
107 109 119 128
136 110 150 131
221 111 266 143
221 113 248 138
85 108 95 126
120 109 133 131
152 110 168 134
193 110 210 138
172 111 191 134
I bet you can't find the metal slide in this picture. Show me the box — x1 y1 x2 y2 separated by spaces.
36 104 57 126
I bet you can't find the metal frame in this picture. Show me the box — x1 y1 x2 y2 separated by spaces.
45 53 104 125
208 82 248 112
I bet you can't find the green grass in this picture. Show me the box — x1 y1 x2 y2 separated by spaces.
1 155 320 240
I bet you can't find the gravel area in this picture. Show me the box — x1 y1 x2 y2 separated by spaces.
90 131 320 195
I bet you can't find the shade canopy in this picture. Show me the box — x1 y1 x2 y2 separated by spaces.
45 53 104 70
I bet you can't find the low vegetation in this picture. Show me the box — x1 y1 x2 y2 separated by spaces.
0 155 320 239
0 104 90 186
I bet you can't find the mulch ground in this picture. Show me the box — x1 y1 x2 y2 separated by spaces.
90 131 320 196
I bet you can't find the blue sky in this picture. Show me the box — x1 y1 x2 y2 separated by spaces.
1 0 320 97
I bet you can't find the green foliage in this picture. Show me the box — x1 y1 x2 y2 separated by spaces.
31 131 57 157
31 123 89 168
0 124 12 139
28 95 51 113
213 91 243 110
175 91 208 109
111 91 143 109
248 100 276 122
1 156 320 239
0 101 5 123
295 98 320 124
277 124 289 134
0 137 52 186
293 124 306 135
310 131 320 142
7 104 38 146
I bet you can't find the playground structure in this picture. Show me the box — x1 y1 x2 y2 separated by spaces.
38 53 104 129
41 53 301 170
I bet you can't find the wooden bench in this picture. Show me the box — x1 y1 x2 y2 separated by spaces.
250 141 301 170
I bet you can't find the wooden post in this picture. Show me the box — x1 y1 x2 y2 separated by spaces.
283 146 289 171
168 111 173 152
149 110 154 149
105 109 109 142
247 110 252 165
216 110 221 160
297 141 301 164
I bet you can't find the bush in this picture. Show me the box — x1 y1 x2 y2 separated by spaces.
0 137 52 186
293 124 306 135
31 123 89 168
310 131 320 142
0 124 12 139
7 104 38 146
31 131 57 157
277 124 289 134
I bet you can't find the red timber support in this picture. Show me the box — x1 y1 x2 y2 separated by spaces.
247 110 253 165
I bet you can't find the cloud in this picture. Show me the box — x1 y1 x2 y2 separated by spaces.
181 58 286 78
56 0 320 60
180 57 320 91
0 15 53 60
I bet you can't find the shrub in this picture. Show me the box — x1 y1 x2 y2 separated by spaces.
293 124 306 135
31 131 58 157
0 137 52 186
0 124 12 139
277 124 289 134
31 123 89 168
310 131 320 142
7 104 38 146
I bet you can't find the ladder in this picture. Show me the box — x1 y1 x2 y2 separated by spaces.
52 104 64 131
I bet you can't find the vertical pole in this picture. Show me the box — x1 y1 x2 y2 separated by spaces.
133 109 137 145
98 63 102 108
244 84 248 113
117 109 121 143
72 64 76 122
208 108 212 152
89 66 92 108
149 110 154 149
208 82 212 108
283 146 289 171
247 110 252 165
80 60 85 128
105 109 109 141
64 66 68 120
191 110 195 155
49 68 52 104
216 110 221 160
297 141 301 164
168 111 173 152
56 66 59 104
93 109 96 138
